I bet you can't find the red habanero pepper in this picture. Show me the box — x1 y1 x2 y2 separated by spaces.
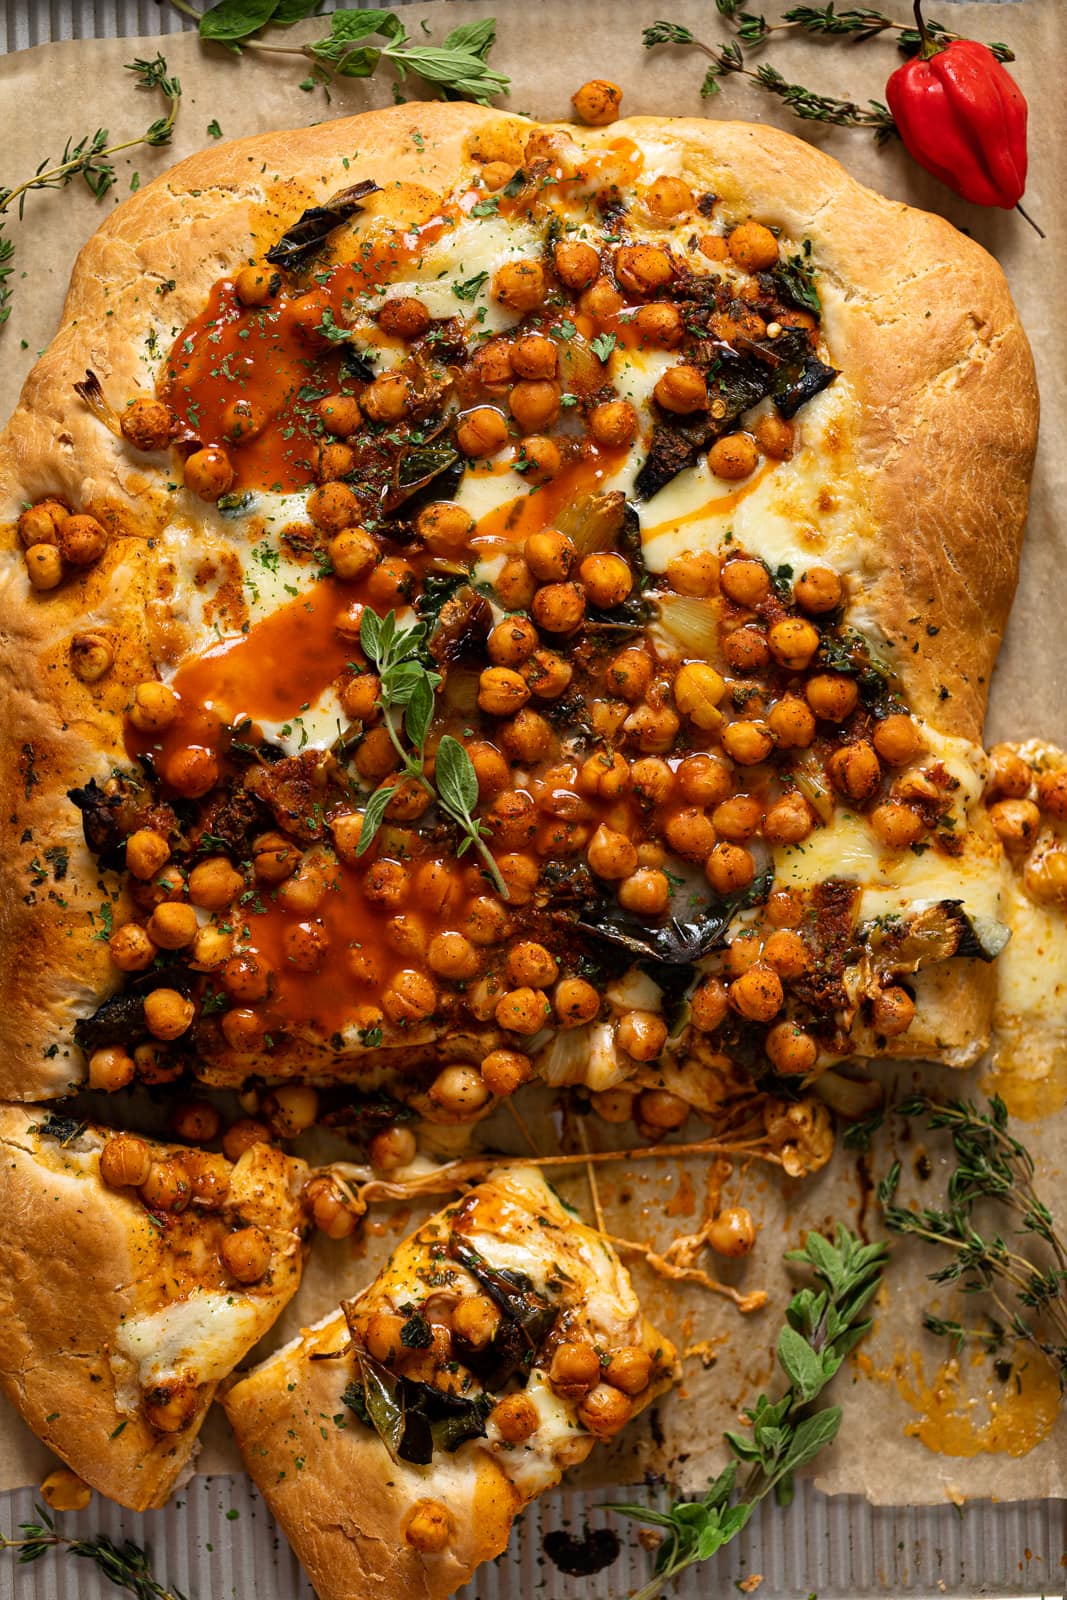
886 3 1028 209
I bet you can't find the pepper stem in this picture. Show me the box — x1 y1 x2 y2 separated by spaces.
1015 201 1046 239
912 0 940 61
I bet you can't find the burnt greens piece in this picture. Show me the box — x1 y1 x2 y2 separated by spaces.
265 179 381 272
342 1348 493 1466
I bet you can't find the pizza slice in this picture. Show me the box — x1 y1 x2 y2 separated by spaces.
0 1102 309 1509
223 1164 675 1600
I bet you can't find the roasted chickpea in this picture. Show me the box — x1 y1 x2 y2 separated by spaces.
588 399 637 449
457 405 509 458
789 566 841 617
25 543 64 589
307 481 359 532
708 432 759 481
315 392 362 438
404 1501 451 1554
617 1009 668 1062
507 941 559 989
494 987 550 1036
220 952 272 1004
182 447 234 503
140 1156 192 1213
870 801 925 848
870 985 916 1037
632 302 684 350
550 1340 600 1397
67 630 113 685
762 929 808 980
368 1124 417 1172
572 78 622 125
18 499 68 546
674 755 728 809
580 552 633 609
509 379 561 433
143 902 196 952
806 673 859 723
654 363 707 414
120 396 172 453
38 1466 92 1513
252 831 299 884
673 662 726 731
362 372 412 423
324 526 375 582
355 726 401 782
524 528 576 582
768 617 820 671
491 1393 539 1443
517 434 562 484
762 793 816 845
722 720 774 766
729 962 784 1023
486 617 537 669
478 665 530 717
479 1048 533 1098
186 855 243 911
429 1063 492 1117
234 262 279 306
451 1292 501 1350
494 556 536 611
615 244 675 297
764 1020 818 1075
487 790 537 849
532 580 586 634
52 514 107 572
363 860 410 913
707 1205 758 1257
754 414 795 460
142 989 195 1041
510 333 558 381
624 703 681 754
492 260 547 313
988 798 1041 849
604 1347 653 1396
706 841 757 893
1037 769 1067 819
873 714 924 767
378 295 431 340
554 238 600 289
719 557 769 607
578 1383 633 1436
482 160 517 190
728 221 779 272
828 741 882 804
163 746 219 799
427 930 481 981
589 1088 634 1126
691 976 729 1032
109 920 156 972
602 647 649 705
99 1132 152 1189
220 1225 272 1285
555 975 600 1026
587 823 638 880
304 1174 358 1239
579 276 625 320
415 501 475 554
984 743 1031 800
383 969 437 1024
630 756 675 806
523 647 573 700
767 695 816 749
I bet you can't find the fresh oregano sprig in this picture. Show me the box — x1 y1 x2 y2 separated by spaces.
876 1094 1067 1381
355 608 508 898
0 1505 186 1600
609 1224 888 1600
0 55 182 327
174 5 511 105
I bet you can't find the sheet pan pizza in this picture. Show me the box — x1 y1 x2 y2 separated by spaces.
0 101 1055 1595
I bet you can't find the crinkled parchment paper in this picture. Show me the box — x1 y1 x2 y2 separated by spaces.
0 0 1064 1507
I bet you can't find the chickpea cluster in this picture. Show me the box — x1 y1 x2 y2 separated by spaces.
17 497 110 592
984 743 1067 904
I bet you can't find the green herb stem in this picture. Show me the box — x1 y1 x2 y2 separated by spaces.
1 1510 186 1600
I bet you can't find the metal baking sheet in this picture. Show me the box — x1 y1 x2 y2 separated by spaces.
0 1 1063 1597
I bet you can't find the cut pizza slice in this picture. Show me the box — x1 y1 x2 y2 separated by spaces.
0 1103 310 1509
223 1164 676 1600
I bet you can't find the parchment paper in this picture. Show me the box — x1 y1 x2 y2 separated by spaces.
0 0 1064 1510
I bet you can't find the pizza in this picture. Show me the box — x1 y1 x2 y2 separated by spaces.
0 96 1043 1596
222 1165 676 1600
0 1103 309 1509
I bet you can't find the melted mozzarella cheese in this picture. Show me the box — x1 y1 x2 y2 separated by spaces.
375 210 543 334
114 1291 268 1394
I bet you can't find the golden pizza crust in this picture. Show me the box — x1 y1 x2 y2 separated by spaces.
0 106 1037 1095
0 1103 309 1509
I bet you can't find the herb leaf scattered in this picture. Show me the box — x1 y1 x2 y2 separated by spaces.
0 1507 186 1600
610 1225 887 1599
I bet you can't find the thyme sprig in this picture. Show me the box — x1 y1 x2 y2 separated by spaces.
0 1506 186 1600
355 609 508 898
642 26 896 134
876 1094 1067 1380
610 1225 888 1599
709 1 1013 59
0 56 182 327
